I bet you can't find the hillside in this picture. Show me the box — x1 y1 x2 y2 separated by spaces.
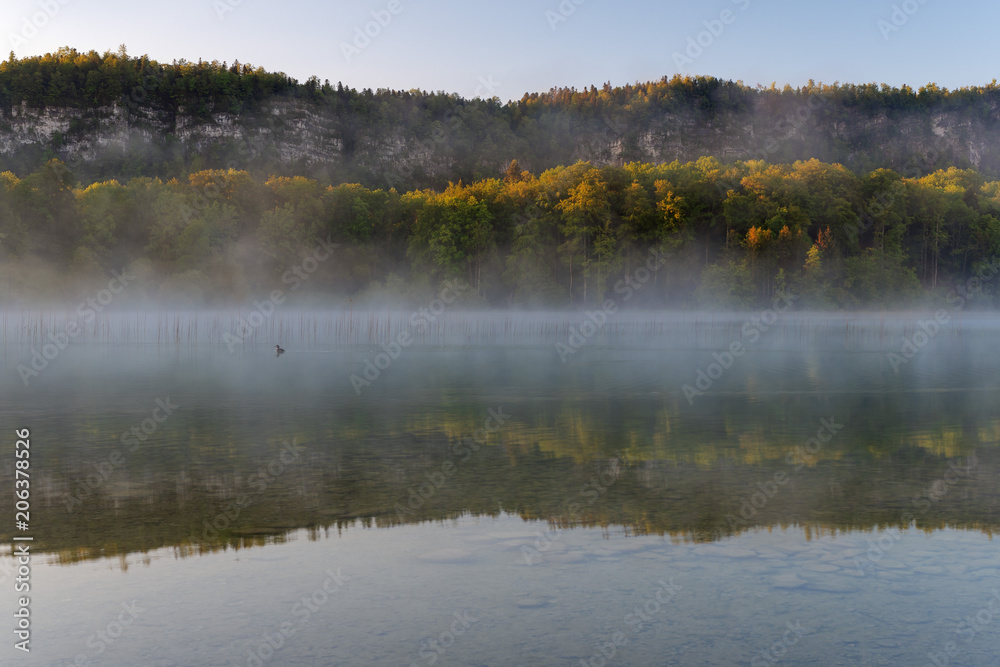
4 48 1000 188
2 48 1000 310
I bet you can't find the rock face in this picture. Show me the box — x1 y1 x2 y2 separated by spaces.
0 97 468 186
1 98 343 166
1 93 998 183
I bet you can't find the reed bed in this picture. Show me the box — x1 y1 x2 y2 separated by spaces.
0 309 994 351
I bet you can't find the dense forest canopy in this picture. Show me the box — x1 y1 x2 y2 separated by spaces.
4 47 998 117
4 48 1000 187
0 46 301 113
2 155 999 309
2 48 1000 309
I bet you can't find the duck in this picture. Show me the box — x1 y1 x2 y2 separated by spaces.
275 344 285 356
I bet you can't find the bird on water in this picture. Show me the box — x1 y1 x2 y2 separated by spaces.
275 344 285 356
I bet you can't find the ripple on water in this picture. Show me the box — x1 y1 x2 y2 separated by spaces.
481 531 541 541
967 568 1000 578
770 573 808 588
802 563 841 573
415 548 476 564
802 579 860 593
544 553 587 565
514 595 554 609
488 538 546 553
740 562 780 575
692 545 758 558
874 559 908 570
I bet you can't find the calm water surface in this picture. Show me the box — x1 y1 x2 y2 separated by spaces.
1 311 998 666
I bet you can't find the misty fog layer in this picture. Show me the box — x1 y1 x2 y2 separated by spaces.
6 41 1000 667
2 312 996 562
4 50 1000 313
2 158 1000 311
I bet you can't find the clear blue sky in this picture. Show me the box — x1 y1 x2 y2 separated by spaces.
3 0 997 101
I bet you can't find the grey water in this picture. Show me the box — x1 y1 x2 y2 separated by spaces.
1 310 998 666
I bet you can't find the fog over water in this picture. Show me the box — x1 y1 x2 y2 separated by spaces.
7 26 1000 667
3 308 998 545
2 307 998 665
5 307 997 347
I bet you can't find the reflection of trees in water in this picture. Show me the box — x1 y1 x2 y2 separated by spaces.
8 413 997 564
2 329 997 563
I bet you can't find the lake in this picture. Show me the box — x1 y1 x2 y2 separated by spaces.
1 310 998 666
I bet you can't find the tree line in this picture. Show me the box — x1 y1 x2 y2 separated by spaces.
5 48 1000 188
2 156 999 308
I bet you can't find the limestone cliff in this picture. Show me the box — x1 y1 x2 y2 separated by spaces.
1 90 998 185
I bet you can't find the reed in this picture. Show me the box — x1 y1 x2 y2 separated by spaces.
0 308 987 351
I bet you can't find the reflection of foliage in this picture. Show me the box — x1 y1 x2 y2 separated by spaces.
6 385 997 562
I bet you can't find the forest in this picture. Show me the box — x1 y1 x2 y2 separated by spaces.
3 48 1000 308
5 48 1000 186
2 155 999 309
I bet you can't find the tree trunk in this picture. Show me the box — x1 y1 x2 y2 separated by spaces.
568 253 574 305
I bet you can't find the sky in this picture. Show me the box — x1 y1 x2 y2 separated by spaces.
2 0 998 102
